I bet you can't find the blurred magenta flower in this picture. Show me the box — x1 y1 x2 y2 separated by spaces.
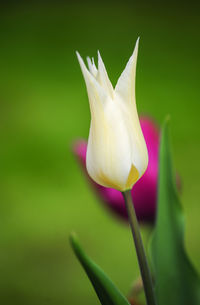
73 117 167 222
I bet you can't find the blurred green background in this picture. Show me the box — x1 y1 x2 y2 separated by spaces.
0 1 200 304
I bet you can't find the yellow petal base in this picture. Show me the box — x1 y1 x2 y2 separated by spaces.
125 164 139 190
98 164 139 191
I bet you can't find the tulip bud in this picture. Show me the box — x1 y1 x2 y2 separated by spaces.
76 39 148 191
73 117 159 222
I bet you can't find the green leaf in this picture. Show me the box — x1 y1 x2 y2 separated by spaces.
151 118 200 305
70 233 131 305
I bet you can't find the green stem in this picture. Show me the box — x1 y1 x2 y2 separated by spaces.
122 190 156 305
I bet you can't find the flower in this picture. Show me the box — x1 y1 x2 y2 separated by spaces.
76 39 148 191
73 116 159 222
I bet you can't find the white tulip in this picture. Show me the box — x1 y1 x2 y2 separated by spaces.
76 39 148 191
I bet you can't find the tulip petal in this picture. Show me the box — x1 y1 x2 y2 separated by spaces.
76 42 148 192
87 57 98 77
97 51 114 99
86 99 134 191
115 38 139 104
76 52 107 111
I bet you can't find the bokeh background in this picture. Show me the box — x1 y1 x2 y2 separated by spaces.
0 1 200 304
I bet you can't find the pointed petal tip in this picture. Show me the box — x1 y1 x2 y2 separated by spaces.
133 38 140 54
86 56 92 67
75 50 81 59
76 51 94 84
136 36 140 43
76 51 86 66
96 50 114 98
97 50 105 66
97 50 102 64
76 51 85 67
97 50 106 71
115 39 139 99
87 56 98 77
